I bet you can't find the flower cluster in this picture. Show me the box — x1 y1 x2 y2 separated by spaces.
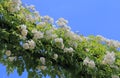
1 0 120 78
97 35 120 48
83 57 96 68
56 18 70 30
20 25 28 38
102 51 115 65
41 15 54 24
45 29 57 40
32 29 44 40
54 38 64 49
23 40 36 49
64 47 74 53
8 0 22 12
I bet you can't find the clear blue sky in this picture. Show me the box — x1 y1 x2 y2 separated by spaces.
1 0 120 78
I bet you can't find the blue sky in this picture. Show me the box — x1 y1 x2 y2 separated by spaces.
1 0 120 78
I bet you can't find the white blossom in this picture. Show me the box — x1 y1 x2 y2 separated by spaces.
65 31 82 41
112 75 119 78
45 29 57 39
56 18 68 27
97 35 120 48
27 5 35 11
83 57 95 68
37 22 46 26
54 38 63 43
102 51 115 65
20 25 28 38
53 54 58 60
88 60 95 68
5 50 11 56
41 15 54 24
12 0 22 4
23 40 36 49
64 47 74 53
21 29 28 37
28 40 36 49
20 25 27 30
85 48 90 52
23 43 29 49
25 14 35 22
32 30 44 40
8 0 22 12
8 56 16 62
83 57 90 65
34 11 40 17
40 57 45 65
54 38 64 49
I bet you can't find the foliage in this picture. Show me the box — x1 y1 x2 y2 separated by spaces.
0 0 120 78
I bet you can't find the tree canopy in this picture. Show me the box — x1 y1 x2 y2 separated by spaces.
0 0 120 78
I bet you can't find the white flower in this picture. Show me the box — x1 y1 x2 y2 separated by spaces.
83 57 95 68
32 30 44 40
41 15 54 24
8 56 16 62
65 31 81 40
112 75 119 78
102 51 115 65
54 38 64 49
23 40 36 49
96 35 120 48
34 11 40 17
88 60 95 68
8 0 22 12
25 14 35 22
5 50 11 56
20 25 27 30
27 5 35 11
53 54 58 60
37 22 46 26
28 40 36 49
56 18 68 27
20 24 28 38
83 57 90 65
12 0 22 4
64 47 74 53
40 57 45 65
23 43 29 49
21 29 28 37
54 38 63 43
45 29 57 39
85 48 90 52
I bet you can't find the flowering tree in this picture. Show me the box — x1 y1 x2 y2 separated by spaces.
0 0 120 78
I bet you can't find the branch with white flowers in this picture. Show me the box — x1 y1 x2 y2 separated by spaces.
0 0 120 78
